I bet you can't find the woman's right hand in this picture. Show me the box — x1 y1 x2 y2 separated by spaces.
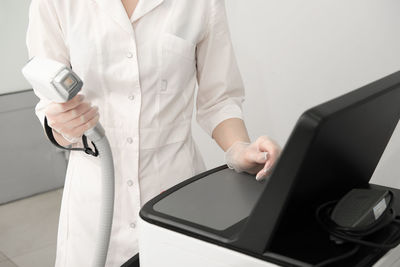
45 94 100 144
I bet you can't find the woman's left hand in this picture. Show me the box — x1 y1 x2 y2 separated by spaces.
225 136 281 181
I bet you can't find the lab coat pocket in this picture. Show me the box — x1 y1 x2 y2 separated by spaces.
159 33 196 94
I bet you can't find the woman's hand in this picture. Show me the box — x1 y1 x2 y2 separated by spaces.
45 94 99 145
225 136 281 181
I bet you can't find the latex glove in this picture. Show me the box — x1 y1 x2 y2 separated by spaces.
45 94 100 144
225 136 281 181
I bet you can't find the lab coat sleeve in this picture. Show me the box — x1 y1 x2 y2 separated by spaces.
26 0 70 127
195 0 245 137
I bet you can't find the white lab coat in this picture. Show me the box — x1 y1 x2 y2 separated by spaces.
27 0 244 266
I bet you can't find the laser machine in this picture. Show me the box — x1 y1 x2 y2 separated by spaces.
134 71 400 267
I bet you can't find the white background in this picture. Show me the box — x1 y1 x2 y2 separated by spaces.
193 0 400 188
0 0 30 94
1 0 400 188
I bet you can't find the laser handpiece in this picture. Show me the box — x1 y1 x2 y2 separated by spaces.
22 57 115 267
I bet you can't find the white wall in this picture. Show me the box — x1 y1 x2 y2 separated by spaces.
0 0 31 94
193 0 400 188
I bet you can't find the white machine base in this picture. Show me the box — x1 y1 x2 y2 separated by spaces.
138 217 400 267
138 217 277 267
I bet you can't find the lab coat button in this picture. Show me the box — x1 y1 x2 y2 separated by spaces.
130 222 136 229
127 137 133 144
128 95 135 100
127 180 133 187
126 52 133 58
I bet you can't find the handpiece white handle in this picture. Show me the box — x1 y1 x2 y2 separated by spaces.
22 57 115 267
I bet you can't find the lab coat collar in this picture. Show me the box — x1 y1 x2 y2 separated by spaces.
131 0 165 23
95 0 134 35
94 0 164 35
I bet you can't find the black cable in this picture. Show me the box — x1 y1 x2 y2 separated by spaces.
314 192 400 266
393 217 400 224
44 116 98 157
330 230 400 249
314 245 360 267
316 204 400 249
317 209 400 249
316 193 396 237
316 216 399 248
82 135 99 156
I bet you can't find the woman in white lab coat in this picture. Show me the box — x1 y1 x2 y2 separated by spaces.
27 0 281 266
